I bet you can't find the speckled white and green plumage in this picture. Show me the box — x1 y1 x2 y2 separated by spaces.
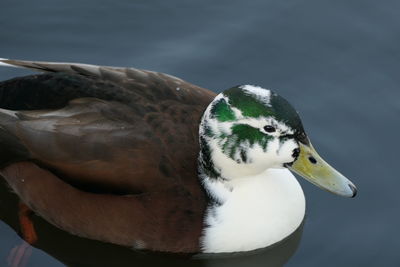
198 85 306 252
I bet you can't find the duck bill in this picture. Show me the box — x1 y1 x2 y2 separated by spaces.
287 142 357 198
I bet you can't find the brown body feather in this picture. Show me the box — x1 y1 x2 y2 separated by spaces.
0 59 216 252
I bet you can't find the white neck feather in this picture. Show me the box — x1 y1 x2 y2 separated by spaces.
200 168 305 253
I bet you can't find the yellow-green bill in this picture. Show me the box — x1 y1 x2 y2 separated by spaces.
288 142 357 198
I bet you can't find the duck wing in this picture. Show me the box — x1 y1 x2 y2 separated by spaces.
0 59 216 252
0 59 215 193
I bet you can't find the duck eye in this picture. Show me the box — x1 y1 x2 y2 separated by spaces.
263 125 276 133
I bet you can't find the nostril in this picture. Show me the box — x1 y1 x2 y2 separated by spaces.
308 156 317 164
292 148 300 158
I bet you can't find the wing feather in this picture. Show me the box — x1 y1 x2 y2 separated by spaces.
0 59 216 252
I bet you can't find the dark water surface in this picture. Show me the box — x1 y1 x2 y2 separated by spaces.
0 0 399 266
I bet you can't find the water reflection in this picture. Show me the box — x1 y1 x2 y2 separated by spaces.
0 177 303 267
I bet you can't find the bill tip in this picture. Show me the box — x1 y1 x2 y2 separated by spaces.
348 183 357 198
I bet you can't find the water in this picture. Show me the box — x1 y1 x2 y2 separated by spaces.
0 0 399 266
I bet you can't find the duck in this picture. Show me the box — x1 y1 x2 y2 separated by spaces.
0 58 357 254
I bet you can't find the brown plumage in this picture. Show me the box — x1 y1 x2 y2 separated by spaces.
0 59 216 253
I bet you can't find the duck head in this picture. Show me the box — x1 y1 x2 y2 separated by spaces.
199 85 356 198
